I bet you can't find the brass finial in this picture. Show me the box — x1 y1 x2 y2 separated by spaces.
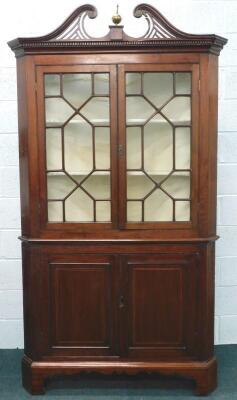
112 4 122 25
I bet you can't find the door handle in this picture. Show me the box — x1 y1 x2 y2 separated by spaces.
117 144 124 156
119 295 125 308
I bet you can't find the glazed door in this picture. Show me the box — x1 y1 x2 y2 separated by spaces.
120 253 199 360
36 63 199 233
118 63 199 230
36 64 118 231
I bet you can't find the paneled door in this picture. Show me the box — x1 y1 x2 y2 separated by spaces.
36 65 118 231
44 253 119 357
120 253 199 360
118 64 199 230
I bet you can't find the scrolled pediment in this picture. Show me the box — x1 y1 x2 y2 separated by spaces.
8 3 227 56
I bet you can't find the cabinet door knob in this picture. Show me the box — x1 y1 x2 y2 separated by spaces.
118 144 124 156
119 295 125 308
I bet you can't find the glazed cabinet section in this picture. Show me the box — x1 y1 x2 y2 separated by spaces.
22 244 204 361
33 62 199 236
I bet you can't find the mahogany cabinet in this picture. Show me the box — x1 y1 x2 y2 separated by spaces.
8 4 227 395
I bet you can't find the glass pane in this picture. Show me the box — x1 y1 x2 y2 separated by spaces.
45 98 73 126
161 172 190 199
144 73 173 108
64 115 93 175
126 97 155 125
63 74 91 108
162 97 191 125
94 73 109 95
80 97 110 125
126 73 141 94
95 127 110 169
144 189 173 221
96 201 111 222
127 201 142 222
82 172 110 200
127 173 155 199
175 201 190 221
175 127 190 169
144 114 173 174
175 73 191 94
45 71 111 224
47 173 76 200
125 69 192 224
65 188 93 222
44 74 60 96
48 201 63 222
46 128 62 170
126 127 141 169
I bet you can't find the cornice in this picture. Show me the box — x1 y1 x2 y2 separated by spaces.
8 4 227 56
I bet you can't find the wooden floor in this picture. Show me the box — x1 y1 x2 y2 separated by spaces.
0 345 236 399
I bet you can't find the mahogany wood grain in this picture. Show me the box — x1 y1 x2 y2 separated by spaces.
51 263 113 349
8 4 227 56
123 254 199 359
9 4 226 395
22 354 217 395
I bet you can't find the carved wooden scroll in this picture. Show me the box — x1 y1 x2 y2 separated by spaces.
8 3 227 55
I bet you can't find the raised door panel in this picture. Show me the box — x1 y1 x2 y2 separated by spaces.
51 264 111 348
122 253 199 360
45 253 119 358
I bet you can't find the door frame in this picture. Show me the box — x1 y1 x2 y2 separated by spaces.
30 248 121 358
117 63 200 231
35 64 118 233
119 252 200 360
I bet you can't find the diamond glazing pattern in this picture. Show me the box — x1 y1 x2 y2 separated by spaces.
126 72 191 222
45 73 111 222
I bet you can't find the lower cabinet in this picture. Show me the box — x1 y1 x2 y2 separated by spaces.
23 244 203 362
22 242 217 395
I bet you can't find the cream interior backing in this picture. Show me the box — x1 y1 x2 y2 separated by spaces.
45 73 111 223
45 72 191 223
126 72 191 223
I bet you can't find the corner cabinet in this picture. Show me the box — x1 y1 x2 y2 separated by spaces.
8 4 227 395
